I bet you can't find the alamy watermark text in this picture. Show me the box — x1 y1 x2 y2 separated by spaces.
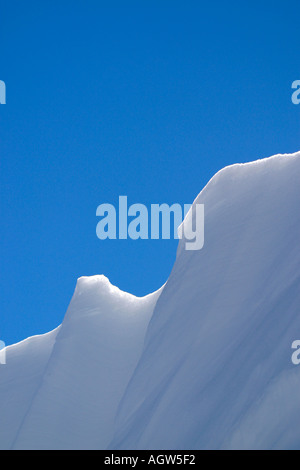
96 197 204 251
0 80 6 104
0 341 6 365
292 80 300 105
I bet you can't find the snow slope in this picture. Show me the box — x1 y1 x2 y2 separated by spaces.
0 328 59 450
110 152 300 450
0 276 161 449
1 151 300 450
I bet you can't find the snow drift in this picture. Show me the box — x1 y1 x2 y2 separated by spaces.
0 276 161 449
1 151 300 450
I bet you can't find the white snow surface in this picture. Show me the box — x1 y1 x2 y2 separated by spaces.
1 151 300 449
0 276 161 449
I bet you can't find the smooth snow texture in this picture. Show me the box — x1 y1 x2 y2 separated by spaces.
110 152 300 450
1 152 300 450
1 276 161 450
0 328 59 450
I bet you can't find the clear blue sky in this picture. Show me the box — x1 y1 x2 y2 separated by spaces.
1 0 299 345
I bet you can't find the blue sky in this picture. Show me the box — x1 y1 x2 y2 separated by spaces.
1 0 299 345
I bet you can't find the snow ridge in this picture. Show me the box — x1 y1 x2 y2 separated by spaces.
1 151 300 450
